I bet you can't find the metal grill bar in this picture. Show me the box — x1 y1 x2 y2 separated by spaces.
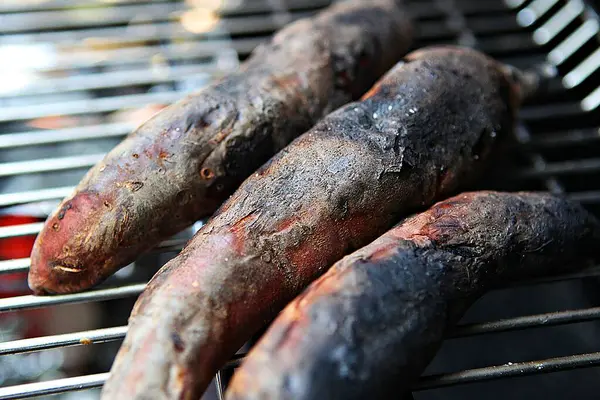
0 123 133 149
34 38 261 73
548 18 599 64
0 0 331 33
3 351 599 399
2 64 220 98
517 157 600 178
0 223 44 240
4 305 600 357
0 373 108 400
0 154 104 178
0 259 31 275
0 186 73 207
0 0 169 12
0 12 314 46
414 352 600 390
450 307 600 337
0 91 180 123
532 0 584 45
0 283 145 312
0 326 128 356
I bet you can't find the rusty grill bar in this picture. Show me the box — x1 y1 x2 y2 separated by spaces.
0 0 599 398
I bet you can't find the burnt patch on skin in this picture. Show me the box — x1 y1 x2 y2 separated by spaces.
56 203 72 220
171 332 185 353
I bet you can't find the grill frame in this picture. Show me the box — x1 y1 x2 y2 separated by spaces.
1 0 600 398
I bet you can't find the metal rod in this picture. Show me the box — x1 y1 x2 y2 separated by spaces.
0 326 128 355
0 258 30 275
0 186 72 207
3 64 220 98
215 371 225 400
0 223 44 240
0 373 108 400
27 38 261 74
0 154 104 177
517 157 600 178
414 352 600 390
0 91 181 123
0 123 133 149
0 283 146 313
0 12 313 46
0 0 331 33
450 307 600 337
3 352 598 398
0 0 169 12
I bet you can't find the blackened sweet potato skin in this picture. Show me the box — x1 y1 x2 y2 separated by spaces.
100 47 528 400
28 0 413 294
226 192 600 400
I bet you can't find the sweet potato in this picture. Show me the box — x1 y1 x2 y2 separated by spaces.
100 46 537 400
226 191 600 400
28 0 413 294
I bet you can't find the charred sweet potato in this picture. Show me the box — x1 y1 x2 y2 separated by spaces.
226 191 600 400
100 46 537 400
28 0 413 294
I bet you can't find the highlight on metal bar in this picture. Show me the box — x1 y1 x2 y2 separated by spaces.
582 84 600 111
0 326 128 356
3 64 217 98
563 46 600 88
0 258 30 275
450 307 600 337
0 154 104 178
547 18 599 65
532 0 584 45
0 12 314 46
0 223 44 240
414 352 600 390
516 0 560 27
0 283 146 313
215 371 225 400
517 157 600 179
0 187 73 208
0 373 108 400
0 123 132 149
0 0 331 33
0 91 180 123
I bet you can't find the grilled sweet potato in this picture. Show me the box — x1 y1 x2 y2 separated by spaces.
100 47 537 400
226 191 600 400
28 0 413 294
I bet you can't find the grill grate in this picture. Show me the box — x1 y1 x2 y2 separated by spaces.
1 0 600 398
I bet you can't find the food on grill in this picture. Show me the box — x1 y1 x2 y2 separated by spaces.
28 0 413 295
226 191 600 400
100 46 537 400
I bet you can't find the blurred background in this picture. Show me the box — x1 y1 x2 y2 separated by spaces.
0 0 599 399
